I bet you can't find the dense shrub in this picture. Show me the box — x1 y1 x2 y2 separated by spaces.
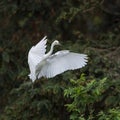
64 74 120 120
0 0 120 119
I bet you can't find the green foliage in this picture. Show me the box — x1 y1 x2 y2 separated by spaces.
98 108 120 120
1 79 69 120
64 74 120 120
0 0 120 119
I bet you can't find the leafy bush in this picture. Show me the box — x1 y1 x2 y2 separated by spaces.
64 74 120 120
1 75 120 120
1 79 69 120
0 0 120 119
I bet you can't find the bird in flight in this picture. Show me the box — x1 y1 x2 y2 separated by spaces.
28 36 88 82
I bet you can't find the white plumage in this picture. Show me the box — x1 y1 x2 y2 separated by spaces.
28 36 88 81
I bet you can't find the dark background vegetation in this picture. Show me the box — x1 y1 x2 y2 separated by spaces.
0 0 120 120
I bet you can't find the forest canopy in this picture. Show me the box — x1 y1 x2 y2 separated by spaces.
0 0 120 120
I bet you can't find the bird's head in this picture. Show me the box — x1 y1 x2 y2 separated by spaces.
53 40 61 46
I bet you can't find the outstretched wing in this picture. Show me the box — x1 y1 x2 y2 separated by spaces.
28 36 47 81
28 36 47 64
37 50 88 79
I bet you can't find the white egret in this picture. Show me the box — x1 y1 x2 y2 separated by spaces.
28 36 88 81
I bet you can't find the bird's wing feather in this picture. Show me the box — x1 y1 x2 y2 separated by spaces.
28 36 47 63
28 36 47 81
37 50 88 78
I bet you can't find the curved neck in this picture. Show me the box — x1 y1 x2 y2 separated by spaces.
44 42 55 58
49 42 55 55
